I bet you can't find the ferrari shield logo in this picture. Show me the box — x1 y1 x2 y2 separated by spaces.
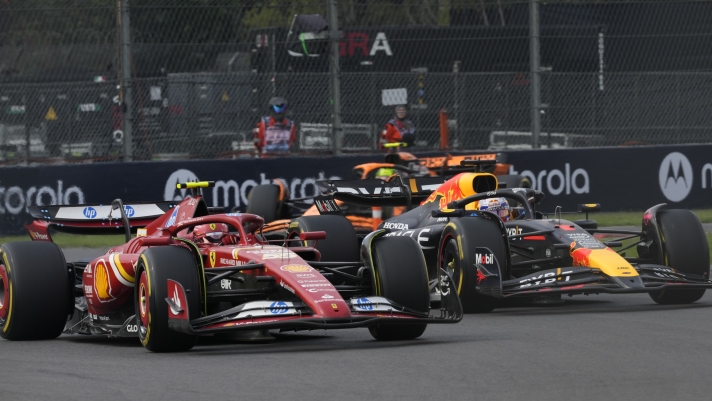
209 251 216 267
209 223 216 231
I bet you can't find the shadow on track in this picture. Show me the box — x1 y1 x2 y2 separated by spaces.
494 296 712 317
58 329 483 354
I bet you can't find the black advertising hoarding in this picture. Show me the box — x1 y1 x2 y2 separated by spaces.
0 155 374 235
502 144 712 213
2 144 712 235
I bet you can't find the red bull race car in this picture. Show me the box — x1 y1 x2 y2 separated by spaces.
0 182 461 352
288 160 712 313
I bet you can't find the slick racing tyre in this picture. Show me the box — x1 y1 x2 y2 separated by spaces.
0 241 70 340
288 215 360 262
136 246 201 352
649 209 710 305
439 216 508 313
246 184 282 224
368 236 429 341
496 174 531 190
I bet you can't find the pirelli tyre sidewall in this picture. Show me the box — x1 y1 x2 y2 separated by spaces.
135 246 201 352
0 241 70 341
649 209 710 305
287 215 360 262
439 216 508 313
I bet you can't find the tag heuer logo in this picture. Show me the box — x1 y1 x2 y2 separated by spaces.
659 152 693 202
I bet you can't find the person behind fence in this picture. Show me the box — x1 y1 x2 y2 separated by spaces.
253 97 297 155
379 104 415 149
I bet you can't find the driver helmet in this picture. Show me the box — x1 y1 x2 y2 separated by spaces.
477 197 511 221
193 223 229 244
269 97 288 116
375 167 396 180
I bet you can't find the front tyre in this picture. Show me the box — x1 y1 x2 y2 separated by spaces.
136 246 201 352
0 242 70 340
368 236 429 341
649 209 709 305
439 217 508 313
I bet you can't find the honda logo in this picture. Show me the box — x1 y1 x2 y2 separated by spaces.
659 152 693 202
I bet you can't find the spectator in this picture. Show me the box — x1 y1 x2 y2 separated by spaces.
253 97 297 155
379 104 415 149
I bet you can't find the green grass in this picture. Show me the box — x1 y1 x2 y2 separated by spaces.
0 233 126 248
563 209 712 227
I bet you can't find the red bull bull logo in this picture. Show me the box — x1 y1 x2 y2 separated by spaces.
571 247 593 267
422 173 479 209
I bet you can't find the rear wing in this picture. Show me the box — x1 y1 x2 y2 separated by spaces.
25 201 176 237
316 176 445 208
387 152 510 176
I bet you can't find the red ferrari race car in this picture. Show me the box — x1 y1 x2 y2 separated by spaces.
0 182 461 352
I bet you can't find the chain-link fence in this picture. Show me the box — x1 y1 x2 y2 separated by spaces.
2 0 712 164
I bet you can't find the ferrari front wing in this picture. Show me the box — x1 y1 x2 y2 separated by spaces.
165 277 462 335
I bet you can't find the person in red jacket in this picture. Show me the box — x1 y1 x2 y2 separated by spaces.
379 104 415 149
253 97 297 155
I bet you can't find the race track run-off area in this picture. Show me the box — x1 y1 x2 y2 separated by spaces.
1 248 711 401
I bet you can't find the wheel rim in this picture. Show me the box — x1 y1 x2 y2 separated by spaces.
137 271 149 339
440 235 463 295
0 264 8 320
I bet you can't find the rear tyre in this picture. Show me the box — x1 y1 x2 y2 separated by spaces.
0 242 70 340
368 236 429 341
288 215 360 262
136 246 201 352
649 209 710 305
440 217 508 313
246 184 282 223
496 174 531 189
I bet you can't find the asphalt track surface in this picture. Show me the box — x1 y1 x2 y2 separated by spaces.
0 248 710 400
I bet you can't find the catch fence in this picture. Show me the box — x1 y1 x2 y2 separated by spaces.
1 0 712 164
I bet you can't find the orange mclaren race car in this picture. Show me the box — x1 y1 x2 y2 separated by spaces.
247 152 531 235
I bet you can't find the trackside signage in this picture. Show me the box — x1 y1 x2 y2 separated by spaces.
3 144 712 234
0 156 374 235
502 144 712 212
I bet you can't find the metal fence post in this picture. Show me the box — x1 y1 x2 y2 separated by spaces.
328 0 343 155
529 0 541 149
118 0 133 161
23 92 30 163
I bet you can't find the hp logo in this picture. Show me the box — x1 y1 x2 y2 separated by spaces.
269 301 289 314
355 298 373 311
124 205 135 217
82 207 97 219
